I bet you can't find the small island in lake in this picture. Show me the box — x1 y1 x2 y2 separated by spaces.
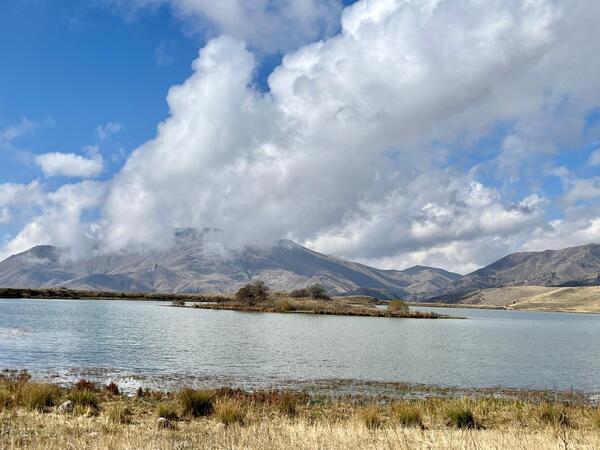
175 281 451 319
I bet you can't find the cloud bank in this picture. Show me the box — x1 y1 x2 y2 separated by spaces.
2 0 600 272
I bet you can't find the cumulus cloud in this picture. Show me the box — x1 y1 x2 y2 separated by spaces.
35 152 104 178
98 0 600 268
105 0 343 53
3 0 600 273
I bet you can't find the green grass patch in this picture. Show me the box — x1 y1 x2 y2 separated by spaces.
67 390 100 411
157 402 179 421
447 407 477 429
178 389 214 417
17 383 60 412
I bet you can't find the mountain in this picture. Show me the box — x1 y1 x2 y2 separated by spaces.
427 243 600 301
0 229 461 299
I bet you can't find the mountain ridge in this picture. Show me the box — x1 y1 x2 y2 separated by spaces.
1 233 599 300
0 231 461 299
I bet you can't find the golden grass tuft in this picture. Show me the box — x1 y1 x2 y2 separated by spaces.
361 406 382 430
391 402 423 428
107 404 133 424
157 402 179 421
215 399 246 426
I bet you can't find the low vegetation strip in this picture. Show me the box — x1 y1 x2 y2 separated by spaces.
1 373 599 449
177 281 452 319
0 287 228 302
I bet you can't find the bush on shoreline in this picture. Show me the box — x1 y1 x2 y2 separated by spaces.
178 389 214 417
388 299 409 314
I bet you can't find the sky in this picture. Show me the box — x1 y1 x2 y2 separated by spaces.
0 0 599 274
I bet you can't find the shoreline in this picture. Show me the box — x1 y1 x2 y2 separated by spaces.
2 372 600 449
409 301 600 315
6 369 598 403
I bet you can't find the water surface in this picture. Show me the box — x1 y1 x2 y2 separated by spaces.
1 299 599 393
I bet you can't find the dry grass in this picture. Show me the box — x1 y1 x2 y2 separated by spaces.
1 378 600 449
459 285 600 313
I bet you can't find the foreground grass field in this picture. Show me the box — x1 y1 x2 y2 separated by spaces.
1 374 600 449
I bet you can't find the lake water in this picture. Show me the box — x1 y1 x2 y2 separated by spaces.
1 298 600 394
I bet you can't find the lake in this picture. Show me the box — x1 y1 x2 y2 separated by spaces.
1 298 600 394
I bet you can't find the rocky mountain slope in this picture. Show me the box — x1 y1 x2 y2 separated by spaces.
0 229 460 299
428 243 600 301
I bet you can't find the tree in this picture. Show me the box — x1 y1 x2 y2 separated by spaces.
235 281 270 304
308 284 330 300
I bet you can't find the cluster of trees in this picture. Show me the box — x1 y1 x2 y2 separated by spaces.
235 281 270 304
234 281 331 303
289 284 330 300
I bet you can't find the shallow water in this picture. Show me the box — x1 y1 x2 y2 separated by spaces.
1 299 599 393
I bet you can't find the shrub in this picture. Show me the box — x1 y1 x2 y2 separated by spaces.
275 300 294 313
106 382 120 396
362 406 382 430
171 299 185 307
67 390 100 411
107 404 133 424
447 407 477 429
18 383 59 411
74 379 97 391
215 400 246 426
391 403 423 428
388 299 409 314
178 389 214 417
235 281 269 304
539 403 571 427
277 393 299 417
289 288 309 298
308 284 330 300
157 402 179 421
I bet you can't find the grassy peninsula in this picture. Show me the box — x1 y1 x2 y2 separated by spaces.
1 372 599 449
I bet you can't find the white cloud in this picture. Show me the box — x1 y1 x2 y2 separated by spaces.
96 122 124 141
99 0 600 264
3 0 600 273
105 0 343 53
0 117 35 148
0 181 107 261
35 152 104 178
589 148 600 166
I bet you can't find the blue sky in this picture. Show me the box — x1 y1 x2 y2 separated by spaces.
1 0 600 272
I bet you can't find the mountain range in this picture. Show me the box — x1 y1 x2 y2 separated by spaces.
0 228 598 300
0 229 460 299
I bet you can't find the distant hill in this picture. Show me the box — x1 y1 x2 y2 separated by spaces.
456 285 600 314
427 243 600 301
0 228 460 299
